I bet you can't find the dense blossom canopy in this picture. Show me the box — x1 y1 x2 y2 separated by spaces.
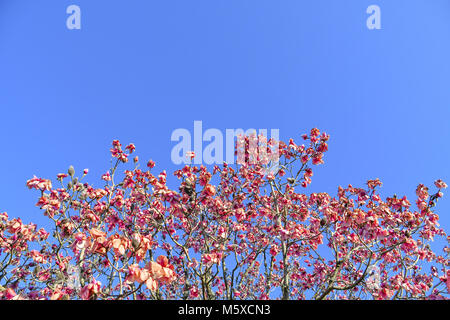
0 129 448 300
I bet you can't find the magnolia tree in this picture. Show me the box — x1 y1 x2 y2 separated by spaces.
0 128 449 300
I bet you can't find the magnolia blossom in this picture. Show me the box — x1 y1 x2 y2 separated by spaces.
189 286 200 298
110 236 129 256
101 171 112 181
29 250 47 264
201 252 222 267
80 280 101 300
146 256 176 285
434 179 448 189
127 256 176 292
26 176 52 191
127 264 151 284
204 184 216 197
125 143 136 154
50 287 66 300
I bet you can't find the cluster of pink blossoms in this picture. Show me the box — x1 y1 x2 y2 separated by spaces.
0 128 448 300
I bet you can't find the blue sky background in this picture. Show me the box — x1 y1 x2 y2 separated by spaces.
0 0 449 252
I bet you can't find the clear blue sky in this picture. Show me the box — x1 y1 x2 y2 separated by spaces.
0 0 449 247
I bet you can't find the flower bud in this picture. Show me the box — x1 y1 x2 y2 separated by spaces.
132 238 140 250
33 265 41 276
68 165 75 177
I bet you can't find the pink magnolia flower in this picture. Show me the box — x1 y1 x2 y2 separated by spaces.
434 179 448 189
127 264 150 284
147 160 155 168
127 264 142 283
201 252 222 267
7 219 22 234
110 236 129 256
50 288 65 300
300 155 309 164
90 228 106 239
80 280 101 300
72 232 88 253
101 171 112 181
304 168 313 178
312 153 324 165
189 286 200 298
234 208 246 221
125 143 136 154
29 250 47 264
378 287 394 300
129 233 152 262
26 176 52 191
270 244 280 256
310 128 320 137
0 212 8 221
147 262 164 277
146 277 158 291
3 288 18 300
146 256 176 285
204 184 216 197
317 142 328 153
156 255 170 268
416 184 429 200
112 140 121 148
89 228 108 254
186 151 196 160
